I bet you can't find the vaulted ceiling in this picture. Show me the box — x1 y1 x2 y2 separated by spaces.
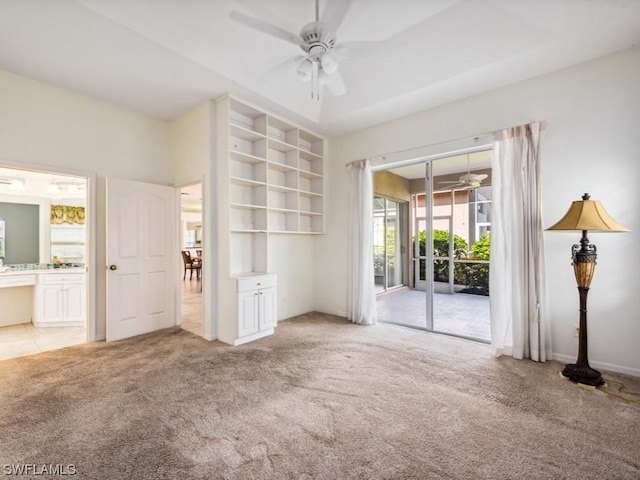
1 0 639 136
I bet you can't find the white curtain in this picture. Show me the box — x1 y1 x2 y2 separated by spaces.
490 122 551 361
347 159 377 325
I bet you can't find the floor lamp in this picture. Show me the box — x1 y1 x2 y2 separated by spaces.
546 193 629 387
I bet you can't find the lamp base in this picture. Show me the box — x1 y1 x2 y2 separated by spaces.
561 363 605 387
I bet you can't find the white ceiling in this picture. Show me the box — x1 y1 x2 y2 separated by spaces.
1 0 639 137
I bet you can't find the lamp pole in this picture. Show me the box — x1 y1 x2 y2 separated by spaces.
561 221 604 386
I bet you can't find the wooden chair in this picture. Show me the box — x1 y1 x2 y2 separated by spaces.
181 250 201 280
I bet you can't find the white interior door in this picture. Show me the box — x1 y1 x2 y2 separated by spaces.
106 178 176 341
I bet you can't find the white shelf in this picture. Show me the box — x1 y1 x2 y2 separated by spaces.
231 124 266 142
231 150 266 165
268 161 297 173
230 177 266 188
221 95 325 281
268 137 297 153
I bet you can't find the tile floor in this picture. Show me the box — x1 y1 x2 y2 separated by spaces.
376 287 491 342
0 277 203 361
181 277 202 336
0 323 86 361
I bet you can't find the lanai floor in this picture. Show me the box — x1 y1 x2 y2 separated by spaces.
376 288 490 342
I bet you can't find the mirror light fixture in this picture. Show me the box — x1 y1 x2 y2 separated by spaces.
0 176 26 190
47 179 84 194
546 193 629 387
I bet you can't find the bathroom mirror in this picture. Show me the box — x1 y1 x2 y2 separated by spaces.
0 218 5 258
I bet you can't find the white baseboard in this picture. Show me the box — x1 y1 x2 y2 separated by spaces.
553 353 640 378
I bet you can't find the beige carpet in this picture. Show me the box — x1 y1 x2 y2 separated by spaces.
1 313 639 479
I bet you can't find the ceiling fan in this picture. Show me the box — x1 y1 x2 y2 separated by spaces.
229 0 358 100
437 154 488 190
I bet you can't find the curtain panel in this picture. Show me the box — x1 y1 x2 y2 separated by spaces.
490 121 551 361
51 205 86 225
347 159 377 325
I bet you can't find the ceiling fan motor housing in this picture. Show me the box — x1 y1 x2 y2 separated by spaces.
299 22 336 58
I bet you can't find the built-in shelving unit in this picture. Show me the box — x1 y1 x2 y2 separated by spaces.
214 95 325 345
224 97 325 237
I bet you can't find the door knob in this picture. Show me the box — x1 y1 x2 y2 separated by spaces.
109 265 118 271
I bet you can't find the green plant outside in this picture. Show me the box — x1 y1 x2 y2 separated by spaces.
416 230 491 294
374 227 398 277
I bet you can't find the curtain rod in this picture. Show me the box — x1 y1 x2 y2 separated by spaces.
367 132 494 166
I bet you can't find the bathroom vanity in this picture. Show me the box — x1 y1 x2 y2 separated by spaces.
0 269 85 328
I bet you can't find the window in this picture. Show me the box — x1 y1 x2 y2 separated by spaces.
50 223 85 263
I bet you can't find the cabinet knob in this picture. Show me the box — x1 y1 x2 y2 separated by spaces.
109 265 118 271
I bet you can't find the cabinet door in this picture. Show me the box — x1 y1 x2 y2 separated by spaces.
64 284 86 324
259 287 277 330
237 290 259 338
37 285 65 323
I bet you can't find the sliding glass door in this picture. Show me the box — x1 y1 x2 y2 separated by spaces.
376 150 492 342
373 196 407 293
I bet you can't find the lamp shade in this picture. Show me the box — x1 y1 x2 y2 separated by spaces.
546 193 629 232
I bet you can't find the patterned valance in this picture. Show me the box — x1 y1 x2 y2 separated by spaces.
51 205 85 225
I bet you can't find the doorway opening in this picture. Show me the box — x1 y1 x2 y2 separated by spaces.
179 182 203 337
0 165 89 360
374 150 492 342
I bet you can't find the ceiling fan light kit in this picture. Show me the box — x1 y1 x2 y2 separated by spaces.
437 154 489 190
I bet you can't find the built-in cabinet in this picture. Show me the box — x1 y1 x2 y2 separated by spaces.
215 96 325 346
35 273 86 327
235 274 277 345
0 270 85 328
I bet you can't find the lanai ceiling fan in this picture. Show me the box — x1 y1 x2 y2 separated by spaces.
230 0 375 100
437 154 488 190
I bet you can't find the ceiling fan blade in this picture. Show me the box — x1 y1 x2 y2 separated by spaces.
474 174 488 181
257 55 306 82
320 0 355 33
436 184 464 191
229 11 303 46
323 70 347 97
335 41 404 59
438 181 462 184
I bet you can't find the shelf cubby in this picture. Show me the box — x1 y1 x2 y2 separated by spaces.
230 135 266 160
299 130 323 157
268 117 298 147
230 99 267 136
268 148 298 171
299 213 324 234
230 231 268 275
268 210 298 233
230 205 267 232
230 156 267 184
299 192 323 214
299 173 323 195
299 151 323 176
268 165 298 191
230 183 267 208
268 187 298 211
